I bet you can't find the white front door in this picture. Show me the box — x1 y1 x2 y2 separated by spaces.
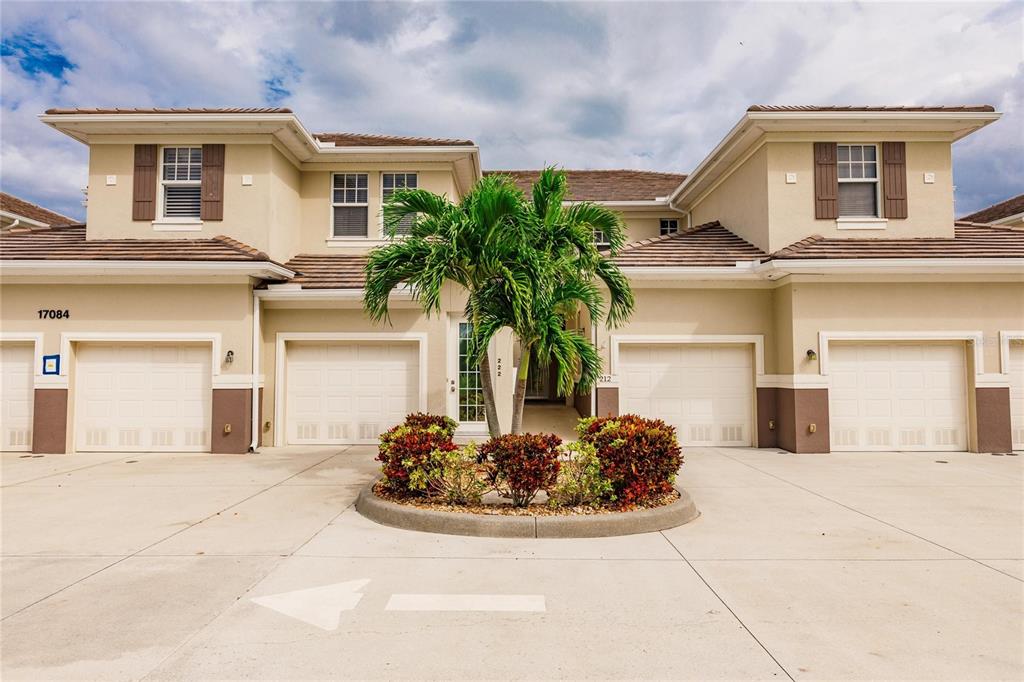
75 344 211 452
1009 342 1024 450
1 344 34 451
618 344 754 446
829 342 967 451
447 319 487 435
285 340 419 444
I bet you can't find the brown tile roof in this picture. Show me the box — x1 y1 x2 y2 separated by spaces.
0 192 77 227
485 170 687 202
613 221 767 267
314 132 475 147
747 105 996 113
0 224 288 267
44 107 292 115
959 194 1024 224
283 254 367 289
771 223 1024 259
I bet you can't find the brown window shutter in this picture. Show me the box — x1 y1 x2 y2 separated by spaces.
200 144 225 221
882 141 907 219
131 144 157 221
813 142 838 219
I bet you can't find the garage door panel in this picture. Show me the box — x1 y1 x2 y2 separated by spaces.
1008 344 1024 450
830 342 966 452
1 344 35 451
286 341 419 445
619 343 753 447
75 344 211 452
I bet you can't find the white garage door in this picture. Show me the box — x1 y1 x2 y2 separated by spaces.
829 343 967 451
1 344 34 451
1009 343 1024 450
75 344 211 452
285 341 419 444
619 344 753 446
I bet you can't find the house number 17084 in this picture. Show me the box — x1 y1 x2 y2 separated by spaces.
37 309 70 319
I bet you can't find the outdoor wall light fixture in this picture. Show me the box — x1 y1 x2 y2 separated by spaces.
225 350 235 365
806 349 817 361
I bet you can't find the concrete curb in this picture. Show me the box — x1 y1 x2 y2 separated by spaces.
355 483 700 539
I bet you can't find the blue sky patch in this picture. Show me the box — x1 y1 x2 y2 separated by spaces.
1 31 75 81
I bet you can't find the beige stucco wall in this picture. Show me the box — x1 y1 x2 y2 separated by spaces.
0 281 254 373
617 212 685 244
594 287 777 375
295 166 456 256
690 144 770 251
787 280 1024 376
268 146 302 261
85 139 277 251
766 135 956 252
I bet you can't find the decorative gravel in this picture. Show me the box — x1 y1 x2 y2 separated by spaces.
372 481 680 516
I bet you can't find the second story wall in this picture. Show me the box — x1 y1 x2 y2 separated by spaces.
689 143 770 251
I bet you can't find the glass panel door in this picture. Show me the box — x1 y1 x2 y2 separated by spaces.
455 321 485 424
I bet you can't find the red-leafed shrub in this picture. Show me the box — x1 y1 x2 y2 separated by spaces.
402 413 457 437
577 415 682 506
481 433 562 507
377 419 457 496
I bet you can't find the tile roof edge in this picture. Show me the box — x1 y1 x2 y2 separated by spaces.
771 234 825 257
618 220 723 251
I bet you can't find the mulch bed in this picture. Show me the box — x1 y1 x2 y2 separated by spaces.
372 481 680 516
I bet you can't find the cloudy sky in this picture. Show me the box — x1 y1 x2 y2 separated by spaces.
1 1 1021 220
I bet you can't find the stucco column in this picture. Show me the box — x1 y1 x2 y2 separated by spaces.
775 387 830 453
211 387 262 454
974 386 1013 453
32 389 69 454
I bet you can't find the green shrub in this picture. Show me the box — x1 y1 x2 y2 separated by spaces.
548 441 612 507
377 423 457 496
481 433 561 507
402 412 458 438
577 415 682 506
417 443 490 505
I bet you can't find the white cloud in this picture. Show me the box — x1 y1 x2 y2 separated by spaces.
1 0 1020 219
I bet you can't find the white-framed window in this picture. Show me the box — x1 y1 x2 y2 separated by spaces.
160 147 202 219
660 218 679 236
837 144 879 217
332 173 369 237
382 172 418 235
593 228 609 246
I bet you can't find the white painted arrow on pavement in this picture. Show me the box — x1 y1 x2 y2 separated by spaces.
251 578 370 631
386 594 546 612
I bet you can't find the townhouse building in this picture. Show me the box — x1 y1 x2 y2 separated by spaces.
1 105 1021 455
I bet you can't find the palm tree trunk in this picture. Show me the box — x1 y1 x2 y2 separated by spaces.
510 344 531 434
478 349 501 439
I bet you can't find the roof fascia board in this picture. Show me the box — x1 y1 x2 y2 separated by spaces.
992 212 1024 226
756 258 1024 277
0 211 50 228
0 260 294 279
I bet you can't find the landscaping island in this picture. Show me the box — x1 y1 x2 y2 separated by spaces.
355 413 700 538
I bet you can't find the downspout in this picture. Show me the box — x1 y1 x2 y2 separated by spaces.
591 320 597 417
249 290 260 452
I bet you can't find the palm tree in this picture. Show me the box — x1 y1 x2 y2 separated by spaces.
471 168 635 434
363 174 532 438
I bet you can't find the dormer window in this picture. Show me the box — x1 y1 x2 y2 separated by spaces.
837 144 879 217
160 147 202 219
660 218 679 235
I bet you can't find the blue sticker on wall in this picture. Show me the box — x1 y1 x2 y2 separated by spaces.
42 354 60 375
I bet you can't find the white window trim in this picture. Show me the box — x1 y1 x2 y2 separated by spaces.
273 332 428 447
156 145 203 224
836 143 881 220
609 334 765 379
816 331 985 376
329 172 371 240
999 331 1024 374
379 171 418 238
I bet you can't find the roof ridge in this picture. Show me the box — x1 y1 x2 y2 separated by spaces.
617 220 719 251
210 235 270 261
771 234 825 257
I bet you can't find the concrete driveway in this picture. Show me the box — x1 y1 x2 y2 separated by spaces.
1 445 1021 681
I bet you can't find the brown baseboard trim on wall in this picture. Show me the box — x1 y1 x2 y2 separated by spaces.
595 386 619 418
776 387 831 453
211 388 254 454
756 387 778 449
975 387 1012 453
32 388 68 454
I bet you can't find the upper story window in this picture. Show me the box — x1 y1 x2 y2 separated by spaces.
161 147 202 219
332 173 368 237
382 172 417 235
593 228 609 246
660 218 679 236
837 144 878 217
